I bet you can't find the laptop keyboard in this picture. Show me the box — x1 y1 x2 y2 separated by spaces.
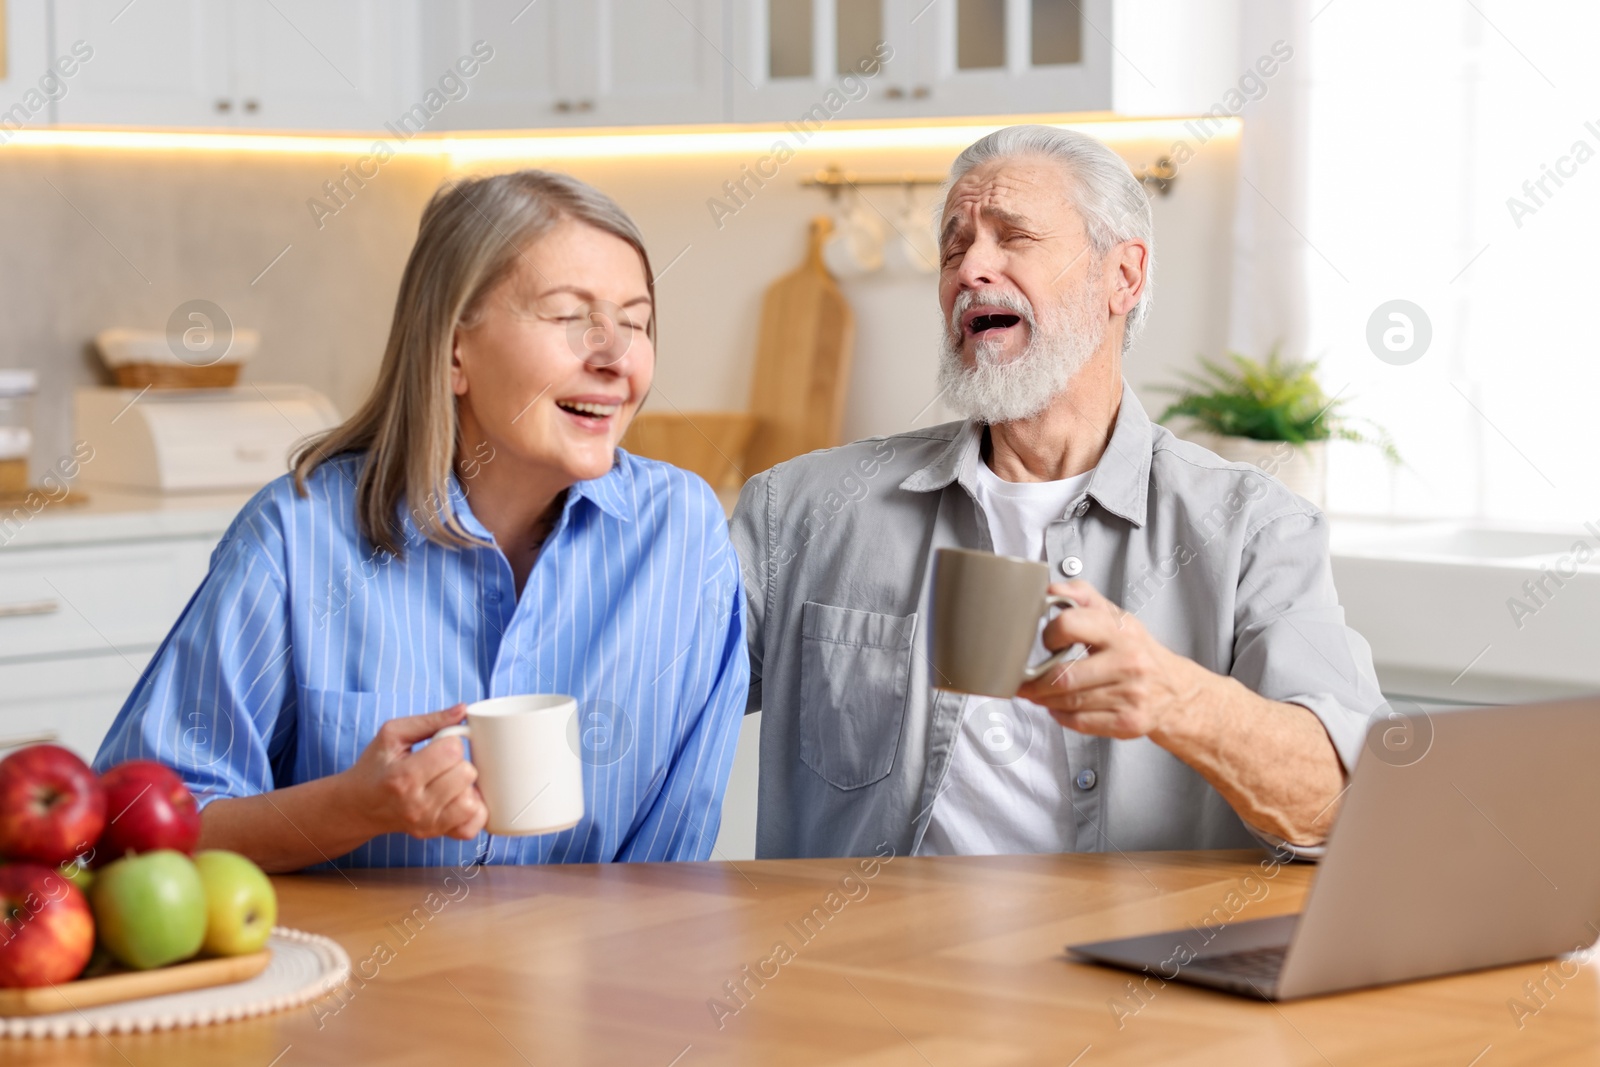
1186 945 1287 984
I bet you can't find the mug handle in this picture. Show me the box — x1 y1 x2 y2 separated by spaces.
1019 593 1079 683
432 724 470 741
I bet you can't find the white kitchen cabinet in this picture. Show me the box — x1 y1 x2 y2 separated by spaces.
0 0 60 126
727 0 916 121
226 0 407 130
0 538 217 660
39 0 1114 132
728 0 1110 123
418 0 569 128
0 654 152 763
923 0 1112 116
0 499 237 765
576 0 726 126
50 0 405 130
420 0 726 130
50 0 230 127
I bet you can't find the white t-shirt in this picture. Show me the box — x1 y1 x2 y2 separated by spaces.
917 458 1093 856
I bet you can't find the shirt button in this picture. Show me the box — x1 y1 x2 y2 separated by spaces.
1075 768 1098 790
1074 501 1090 517
486 590 502 604
1061 556 1083 577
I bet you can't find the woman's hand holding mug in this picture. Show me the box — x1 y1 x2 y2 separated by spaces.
340 704 488 841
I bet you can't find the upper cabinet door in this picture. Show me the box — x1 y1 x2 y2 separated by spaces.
51 0 403 129
424 0 728 130
418 0 576 130
921 0 1111 116
0 0 58 126
569 0 727 126
727 0 911 123
727 0 1109 123
229 0 403 130
51 0 231 127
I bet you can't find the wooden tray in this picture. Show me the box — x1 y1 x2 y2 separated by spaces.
0 950 271 1017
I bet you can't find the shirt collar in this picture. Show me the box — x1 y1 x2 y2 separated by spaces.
899 379 1152 528
396 452 634 548
1085 381 1152 527
566 454 634 523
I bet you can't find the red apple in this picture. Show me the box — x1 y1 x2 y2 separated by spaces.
96 761 201 863
0 864 95 987
0 745 107 867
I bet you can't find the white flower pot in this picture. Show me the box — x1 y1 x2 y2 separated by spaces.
1186 432 1328 509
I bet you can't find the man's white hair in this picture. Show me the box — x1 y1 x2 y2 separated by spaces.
940 124 1155 354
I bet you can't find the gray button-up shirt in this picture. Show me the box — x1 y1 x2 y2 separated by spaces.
730 382 1385 860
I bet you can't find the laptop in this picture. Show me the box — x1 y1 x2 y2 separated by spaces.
1067 697 1600 1000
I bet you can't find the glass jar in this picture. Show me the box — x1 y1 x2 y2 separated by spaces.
0 370 38 494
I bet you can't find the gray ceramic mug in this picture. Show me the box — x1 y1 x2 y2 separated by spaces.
931 547 1078 697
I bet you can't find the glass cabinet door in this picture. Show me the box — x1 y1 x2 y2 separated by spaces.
729 0 917 122
924 0 1110 116
730 0 1109 123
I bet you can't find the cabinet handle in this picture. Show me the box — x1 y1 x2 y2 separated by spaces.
912 85 930 99
0 598 59 619
243 99 260 113
884 86 905 99
0 731 60 751
215 98 233 113
553 99 573 112
576 99 593 112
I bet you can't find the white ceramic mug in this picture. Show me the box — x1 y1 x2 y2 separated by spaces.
433 694 585 836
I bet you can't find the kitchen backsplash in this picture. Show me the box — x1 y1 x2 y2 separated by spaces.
0 128 1238 484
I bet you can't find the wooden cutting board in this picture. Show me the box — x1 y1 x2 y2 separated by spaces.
743 214 856 474
0 950 271 1017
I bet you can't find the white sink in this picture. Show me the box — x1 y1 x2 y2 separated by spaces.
1329 521 1600 701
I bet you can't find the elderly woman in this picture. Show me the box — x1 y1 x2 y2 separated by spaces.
95 170 747 870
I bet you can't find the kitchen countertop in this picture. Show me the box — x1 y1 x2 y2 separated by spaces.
0 482 743 552
1323 513 1600 703
3 494 1585 707
0 486 252 550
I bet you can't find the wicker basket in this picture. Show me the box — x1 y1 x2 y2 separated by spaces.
112 363 242 390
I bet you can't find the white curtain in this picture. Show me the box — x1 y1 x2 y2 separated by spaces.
1226 0 1313 366
1297 1 1600 523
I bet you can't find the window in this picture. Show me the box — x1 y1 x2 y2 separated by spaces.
1306 1 1600 524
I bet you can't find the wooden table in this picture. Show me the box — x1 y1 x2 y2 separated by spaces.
14 850 1600 1065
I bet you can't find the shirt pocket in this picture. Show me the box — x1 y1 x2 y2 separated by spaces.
798 601 916 791
295 688 444 782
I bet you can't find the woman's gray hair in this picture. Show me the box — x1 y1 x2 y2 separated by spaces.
941 124 1154 353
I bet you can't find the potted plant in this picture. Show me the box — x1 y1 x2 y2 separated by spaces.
1156 347 1398 508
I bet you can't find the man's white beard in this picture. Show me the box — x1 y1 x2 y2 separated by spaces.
937 288 1104 424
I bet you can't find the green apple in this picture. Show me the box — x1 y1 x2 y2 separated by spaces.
59 860 93 893
89 850 206 970
193 850 276 956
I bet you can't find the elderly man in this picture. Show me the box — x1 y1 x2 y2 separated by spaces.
730 124 1385 860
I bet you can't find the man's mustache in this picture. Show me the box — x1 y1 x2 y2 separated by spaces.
947 289 1038 337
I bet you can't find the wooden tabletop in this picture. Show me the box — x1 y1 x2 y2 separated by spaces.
13 849 1599 1065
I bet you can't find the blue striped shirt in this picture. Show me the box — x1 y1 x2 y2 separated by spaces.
94 449 748 867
